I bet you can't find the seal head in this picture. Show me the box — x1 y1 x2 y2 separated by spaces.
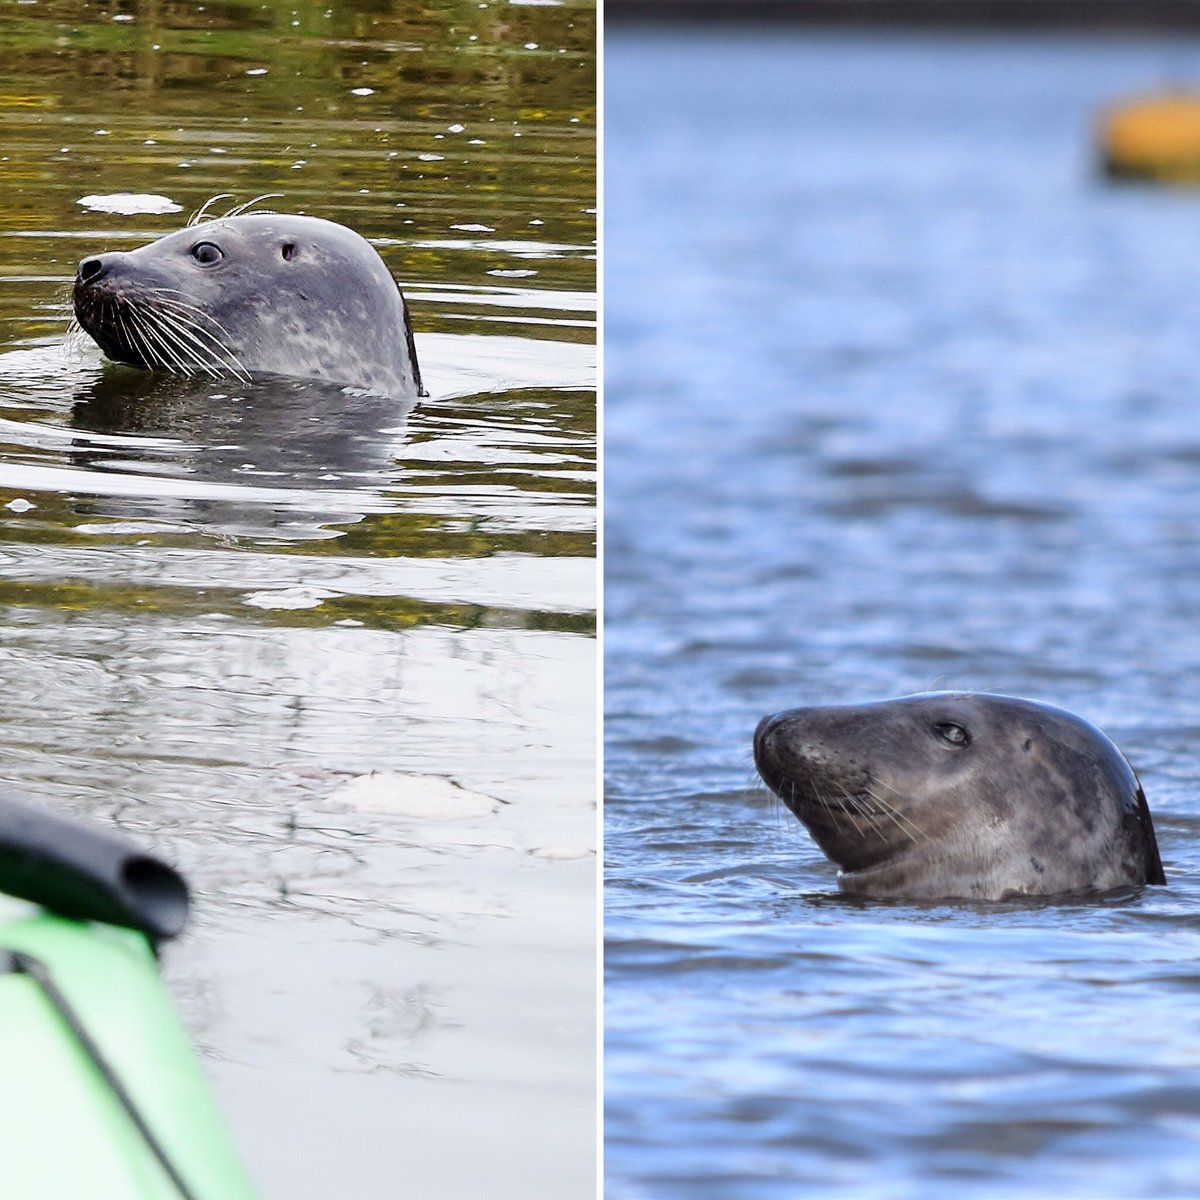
753 692 1165 900
72 213 422 400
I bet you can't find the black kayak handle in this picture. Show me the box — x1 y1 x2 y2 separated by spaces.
0 794 189 941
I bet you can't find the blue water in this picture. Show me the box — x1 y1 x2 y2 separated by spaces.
605 29 1200 1200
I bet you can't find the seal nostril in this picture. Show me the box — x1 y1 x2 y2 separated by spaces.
77 257 104 285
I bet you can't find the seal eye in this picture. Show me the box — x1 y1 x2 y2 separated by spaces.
281 242 297 261
190 241 223 266
933 722 971 748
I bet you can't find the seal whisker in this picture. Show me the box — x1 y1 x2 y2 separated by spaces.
136 303 221 378
831 782 870 840
148 295 249 359
120 296 202 377
806 780 852 838
127 303 193 375
137 301 219 380
765 780 797 839
847 795 888 840
863 784 926 844
62 317 90 364
123 288 248 380
148 303 250 381
126 301 187 372
864 795 920 844
141 289 242 337
792 779 836 832
188 193 234 227
797 780 844 836
816 782 864 840
222 193 283 219
867 777 930 842
116 304 158 370
152 316 228 378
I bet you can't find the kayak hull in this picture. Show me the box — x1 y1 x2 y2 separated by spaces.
0 901 256 1200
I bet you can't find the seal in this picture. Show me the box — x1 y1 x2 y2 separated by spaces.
753 692 1165 900
72 209 423 400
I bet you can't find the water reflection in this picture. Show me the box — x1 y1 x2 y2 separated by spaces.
70 371 413 486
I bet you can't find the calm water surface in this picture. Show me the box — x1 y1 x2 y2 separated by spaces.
606 29 1200 1200
0 2 595 1197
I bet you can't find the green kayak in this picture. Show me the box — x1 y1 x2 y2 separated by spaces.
0 799 257 1200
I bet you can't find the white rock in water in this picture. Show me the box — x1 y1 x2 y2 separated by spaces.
330 772 501 820
78 193 183 216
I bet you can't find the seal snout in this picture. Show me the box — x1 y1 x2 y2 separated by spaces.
754 709 820 800
753 711 788 779
753 712 777 758
74 252 136 296
755 708 848 791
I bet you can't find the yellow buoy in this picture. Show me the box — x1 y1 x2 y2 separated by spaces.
1101 94 1200 182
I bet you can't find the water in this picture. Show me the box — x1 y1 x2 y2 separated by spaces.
0 2 595 1197
605 29 1200 1200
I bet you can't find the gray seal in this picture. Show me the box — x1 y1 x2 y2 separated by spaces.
72 212 422 400
753 692 1165 900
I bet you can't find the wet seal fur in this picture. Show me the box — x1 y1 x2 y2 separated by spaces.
753 692 1165 900
72 205 422 400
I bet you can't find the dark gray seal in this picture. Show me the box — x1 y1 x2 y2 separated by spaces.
753 692 1165 900
72 211 422 400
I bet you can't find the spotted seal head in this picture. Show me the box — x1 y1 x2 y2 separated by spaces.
753 692 1165 900
72 211 422 400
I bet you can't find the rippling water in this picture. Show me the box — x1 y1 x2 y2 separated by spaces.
606 29 1200 1200
0 2 595 1196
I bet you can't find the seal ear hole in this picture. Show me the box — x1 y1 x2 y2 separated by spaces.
1023 738 1033 752
282 242 298 261
933 722 971 748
